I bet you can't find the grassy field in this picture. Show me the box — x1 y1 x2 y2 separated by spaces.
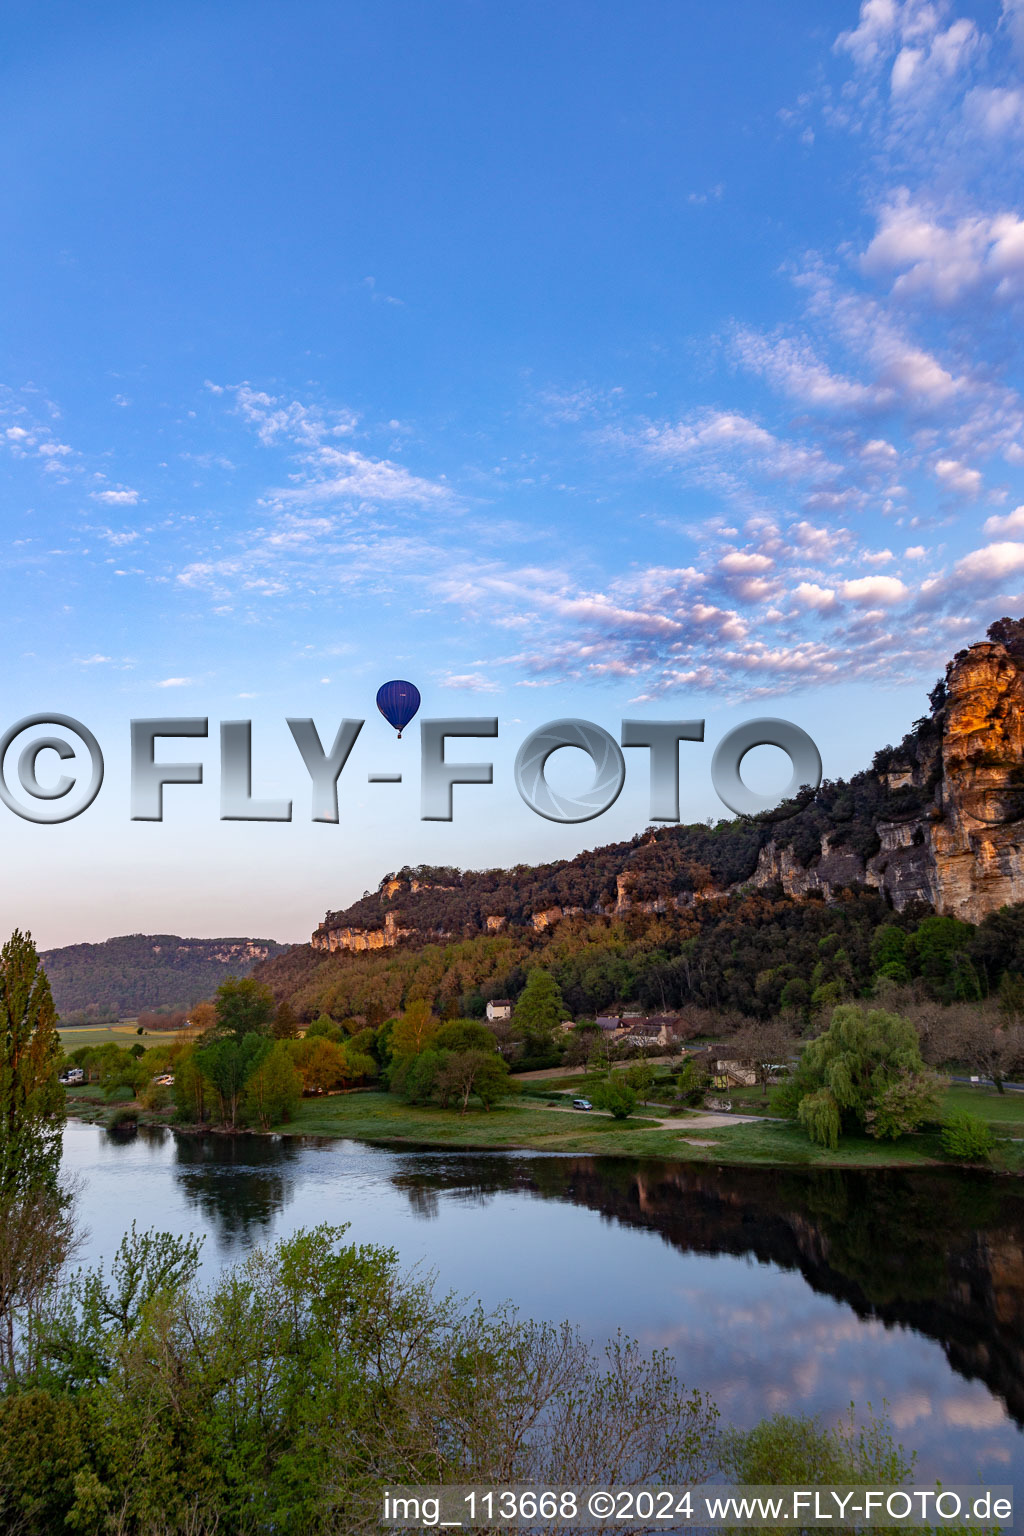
58 1024 166 1051
942 1084 1024 1128
265 1090 1024 1169
61 1072 1024 1171
277 1093 673 1153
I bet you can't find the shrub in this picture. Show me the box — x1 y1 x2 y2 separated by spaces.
591 1079 637 1120
107 1106 138 1132
137 1081 170 1113
720 1405 911 1486
941 1109 994 1161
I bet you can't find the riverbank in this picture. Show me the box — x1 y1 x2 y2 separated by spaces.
64 1084 1024 1170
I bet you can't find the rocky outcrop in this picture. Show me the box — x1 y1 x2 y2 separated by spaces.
747 640 1024 922
928 642 1024 921
312 909 414 954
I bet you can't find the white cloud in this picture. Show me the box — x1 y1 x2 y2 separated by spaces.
953 540 1024 580
862 437 899 460
835 0 899 68
218 384 453 509
863 194 1024 303
733 329 892 413
840 574 910 603
891 18 979 98
837 1 981 103
964 84 1024 135
155 677 192 688
983 503 1024 536
793 582 837 610
639 409 842 490
934 456 983 495
96 527 140 546
439 672 501 692
231 384 357 447
91 488 139 506
268 450 452 509
718 550 774 574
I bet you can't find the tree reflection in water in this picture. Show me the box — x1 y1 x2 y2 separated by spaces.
390 1153 1024 1427
172 1132 302 1244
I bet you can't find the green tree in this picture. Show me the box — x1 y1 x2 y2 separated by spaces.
244 1042 302 1129
434 1019 496 1053
624 1060 655 1104
12 1221 718 1532
905 915 981 1001
675 1057 708 1106
390 1047 445 1104
434 1049 510 1114
0 931 65 1203
780 1005 939 1149
998 970 1024 1024
291 1037 347 1094
99 1048 149 1102
389 999 438 1057
306 1012 344 1043
213 975 275 1040
195 1034 270 1128
871 924 910 985
563 1022 600 1073
271 1000 300 1040
591 1078 637 1120
171 1045 208 1124
513 969 565 1053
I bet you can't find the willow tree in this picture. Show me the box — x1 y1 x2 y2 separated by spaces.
780 1004 939 1149
0 929 65 1202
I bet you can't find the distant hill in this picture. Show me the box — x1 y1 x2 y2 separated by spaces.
43 934 287 1023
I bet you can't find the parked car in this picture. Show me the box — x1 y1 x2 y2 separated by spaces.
59 1067 85 1085
572 1097 593 1111
152 1073 175 1087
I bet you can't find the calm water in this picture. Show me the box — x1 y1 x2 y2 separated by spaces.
62 1120 1024 1484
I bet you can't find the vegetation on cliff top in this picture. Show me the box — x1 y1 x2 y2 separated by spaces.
258 887 1024 1030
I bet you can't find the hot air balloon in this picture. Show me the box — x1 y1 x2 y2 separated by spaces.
376 679 421 739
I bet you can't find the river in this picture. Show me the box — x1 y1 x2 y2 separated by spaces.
62 1119 1024 1484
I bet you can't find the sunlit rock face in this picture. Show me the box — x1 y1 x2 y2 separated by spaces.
750 641 1024 922
928 642 1024 923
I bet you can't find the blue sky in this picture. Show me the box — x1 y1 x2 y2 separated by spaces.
4 0 1024 947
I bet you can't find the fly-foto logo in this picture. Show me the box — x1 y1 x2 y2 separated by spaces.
0 706 821 827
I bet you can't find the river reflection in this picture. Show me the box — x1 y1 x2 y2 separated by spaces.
62 1121 1024 1483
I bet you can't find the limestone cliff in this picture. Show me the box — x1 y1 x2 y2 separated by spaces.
749 640 1024 922
309 627 1024 950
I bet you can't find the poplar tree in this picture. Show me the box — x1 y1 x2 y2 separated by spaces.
0 930 65 1202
